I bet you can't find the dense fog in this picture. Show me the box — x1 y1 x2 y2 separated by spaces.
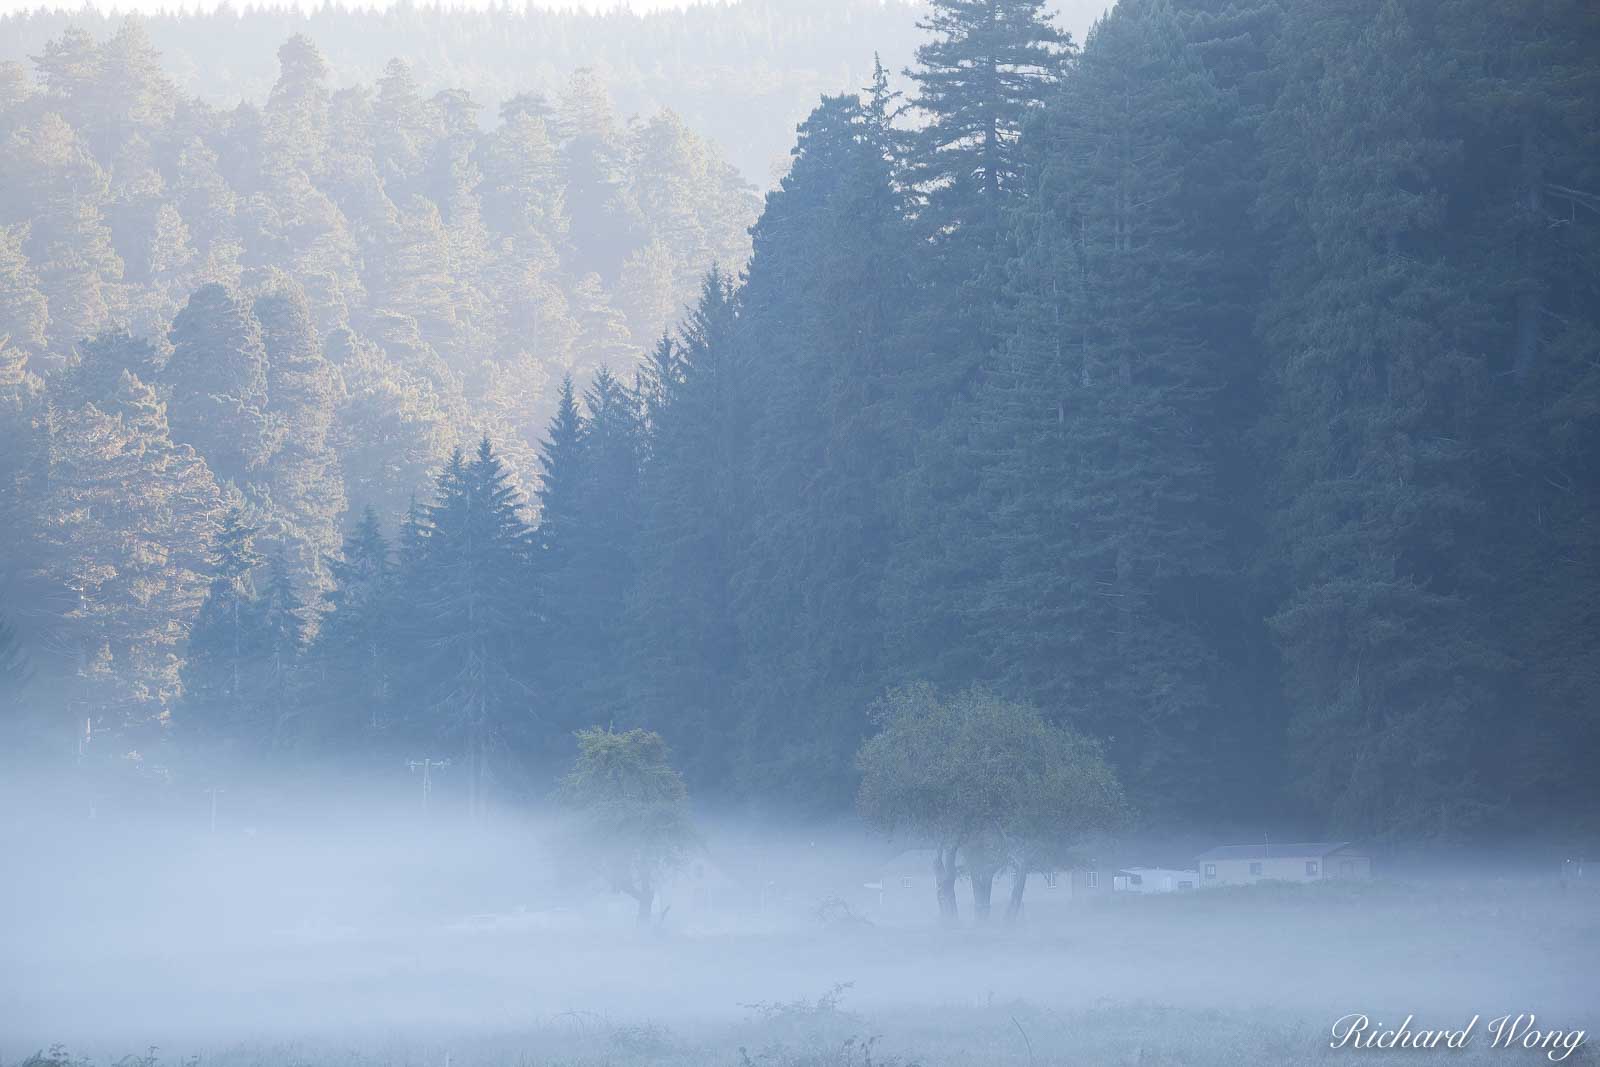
3 775 1594 1064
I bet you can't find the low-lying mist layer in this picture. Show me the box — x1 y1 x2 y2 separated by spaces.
3 788 1593 1065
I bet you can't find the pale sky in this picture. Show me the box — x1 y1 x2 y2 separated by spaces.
0 0 697 13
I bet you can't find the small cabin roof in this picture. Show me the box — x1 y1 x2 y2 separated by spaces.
1195 842 1355 862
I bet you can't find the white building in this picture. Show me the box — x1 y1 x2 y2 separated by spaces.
1195 842 1372 886
1112 866 1199 893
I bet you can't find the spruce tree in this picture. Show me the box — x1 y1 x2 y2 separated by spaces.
255 546 306 751
899 0 1070 439
1260 0 1501 838
626 271 745 786
729 95 916 805
904 0 1068 240
310 506 395 748
533 375 585 561
549 368 643 737
412 439 533 816
180 506 266 752
960 0 1253 816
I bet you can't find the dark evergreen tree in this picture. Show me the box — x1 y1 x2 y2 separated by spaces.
249 545 306 753
411 439 533 816
897 0 1072 473
308 506 395 749
539 367 642 742
957 0 1261 816
626 271 745 786
728 95 916 806
904 0 1069 236
1259 0 1501 839
533 375 584 561
179 506 267 753
1433 0 1600 828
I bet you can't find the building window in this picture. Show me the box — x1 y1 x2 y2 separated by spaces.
900 877 914 890
1249 861 1263 876
1086 871 1099 889
1043 871 1058 888
1306 860 1319 877
1204 864 1216 879
1339 860 1354 876
1129 873 1143 886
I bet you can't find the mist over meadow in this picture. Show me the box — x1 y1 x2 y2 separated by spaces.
0 0 1597 1062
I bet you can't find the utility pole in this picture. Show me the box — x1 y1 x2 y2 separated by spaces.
407 758 450 815
204 787 225 834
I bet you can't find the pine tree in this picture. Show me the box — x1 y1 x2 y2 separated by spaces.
1260 0 1501 839
896 0 1071 443
551 368 643 735
372 58 427 198
411 439 533 816
165 282 272 486
39 372 226 736
905 0 1069 238
1431 0 1600 825
556 68 636 281
255 545 306 751
728 94 916 805
0 223 49 363
954 0 1255 817
91 21 175 164
0 604 32 724
327 325 457 527
571 272 636 379
626 271 746 786
533 375 584 559
180 506 265 752
57 328 162 411
264 34 331 179
0 336 41 697
480 94 566 253
310 506 395 747
255 283 346 598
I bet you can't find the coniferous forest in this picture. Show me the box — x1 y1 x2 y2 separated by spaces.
1 0 1598 853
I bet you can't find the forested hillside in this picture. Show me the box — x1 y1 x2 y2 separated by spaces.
0 0 933 184
2 0 1597 848
0 23 756 759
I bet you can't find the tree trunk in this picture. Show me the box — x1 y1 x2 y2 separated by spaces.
971 868 995 922
934 845 960 924
1005 870 1028 923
